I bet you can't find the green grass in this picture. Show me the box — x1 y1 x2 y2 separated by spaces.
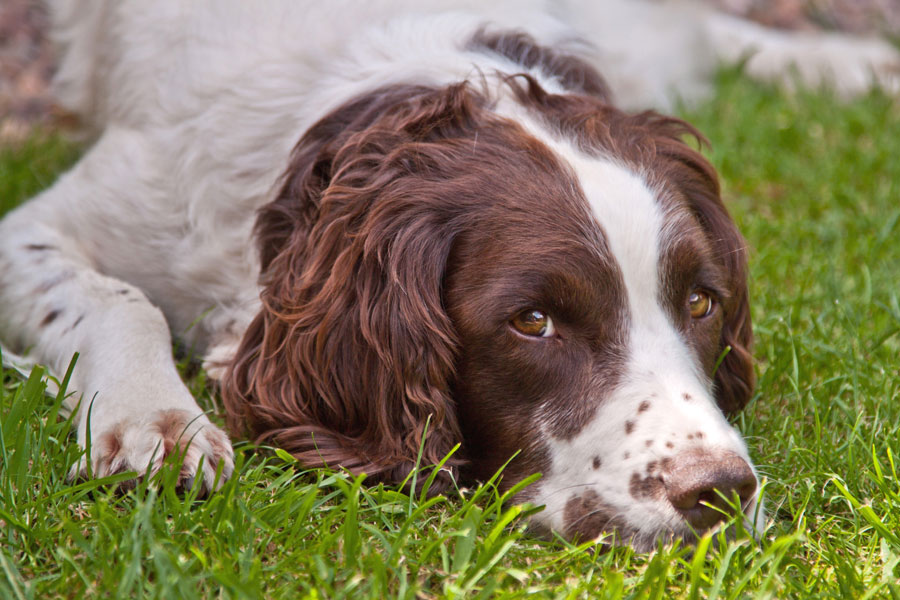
3 72 900 598
0 133 82 217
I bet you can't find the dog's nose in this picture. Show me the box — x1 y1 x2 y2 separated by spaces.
663 449 757 530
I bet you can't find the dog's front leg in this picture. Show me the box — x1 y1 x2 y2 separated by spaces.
0 131 234 492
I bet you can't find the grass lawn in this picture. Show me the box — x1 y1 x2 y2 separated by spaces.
2 70 900 598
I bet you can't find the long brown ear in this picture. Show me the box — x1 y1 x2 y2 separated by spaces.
683 169 754 414
223 85 484 487
651 121 755 414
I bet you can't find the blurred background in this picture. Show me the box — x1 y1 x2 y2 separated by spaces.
2 0 899 143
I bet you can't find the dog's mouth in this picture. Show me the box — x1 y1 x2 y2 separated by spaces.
537 500 762 551
522 467 763 549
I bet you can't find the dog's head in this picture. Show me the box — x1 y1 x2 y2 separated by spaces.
223 71 756 547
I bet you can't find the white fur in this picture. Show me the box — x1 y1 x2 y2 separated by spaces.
0 0 892 530
530 149 758 546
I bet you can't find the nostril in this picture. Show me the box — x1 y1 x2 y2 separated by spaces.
696 489 717 508
668 485 702 511
663 449 757 529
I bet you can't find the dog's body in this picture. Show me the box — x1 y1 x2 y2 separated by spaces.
1 0 897 548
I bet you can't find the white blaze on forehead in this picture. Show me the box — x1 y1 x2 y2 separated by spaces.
488 97 757 538
572 155 664 321
492 95 667 322
492 93 668 327
563 150 705 378
525 143 757 540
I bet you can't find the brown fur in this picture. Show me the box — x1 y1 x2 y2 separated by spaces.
222 34 754 492
507 73 754 414
225 83 563 488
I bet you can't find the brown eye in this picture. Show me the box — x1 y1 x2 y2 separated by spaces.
688 290 713 319
511 309 555 337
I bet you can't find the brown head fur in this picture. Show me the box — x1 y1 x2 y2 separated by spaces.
224 81 594 488
507 74 755 414
223 40 754 492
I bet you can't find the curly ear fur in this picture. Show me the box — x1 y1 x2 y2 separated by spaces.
224 84 501 487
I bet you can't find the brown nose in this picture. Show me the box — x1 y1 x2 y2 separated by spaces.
663 449 757 531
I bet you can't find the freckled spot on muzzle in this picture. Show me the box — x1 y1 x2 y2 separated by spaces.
630 471 665 500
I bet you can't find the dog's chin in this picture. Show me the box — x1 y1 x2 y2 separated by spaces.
634 502 766 553
642 505 767 553
524 497 766 552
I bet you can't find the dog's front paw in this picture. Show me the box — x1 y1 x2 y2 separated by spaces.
73 409 235 493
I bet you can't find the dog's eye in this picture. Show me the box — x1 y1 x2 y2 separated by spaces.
688 290 714 319
511 309 555 337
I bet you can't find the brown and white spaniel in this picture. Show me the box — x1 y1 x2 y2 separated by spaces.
2 0 897 548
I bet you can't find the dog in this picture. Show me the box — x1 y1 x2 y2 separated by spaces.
1 0 897 549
